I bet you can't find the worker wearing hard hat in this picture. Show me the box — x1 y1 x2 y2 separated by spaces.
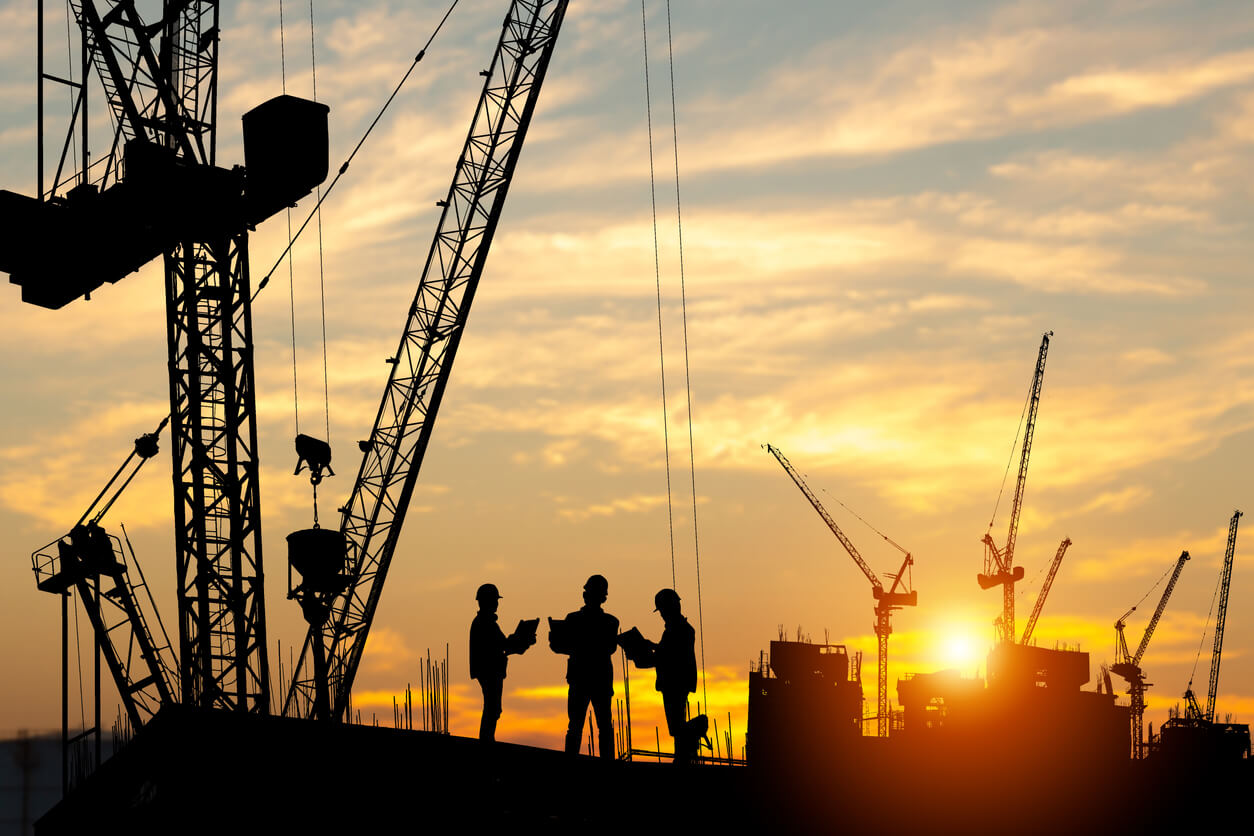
469 583 537 742
631 588 699 764
550 574 620 758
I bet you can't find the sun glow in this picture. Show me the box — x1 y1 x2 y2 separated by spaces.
933 622 986 673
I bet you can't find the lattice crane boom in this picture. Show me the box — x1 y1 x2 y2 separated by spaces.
284 0 573 720
765 444 883 592
1205 510 1242 721
1020 537 1070 645
980 331 1052 643
1133 550 1189 667
765 443 916 738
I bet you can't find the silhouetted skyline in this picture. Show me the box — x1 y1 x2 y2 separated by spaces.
0 0 1250 752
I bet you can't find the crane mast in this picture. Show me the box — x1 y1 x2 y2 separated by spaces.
1019 537 1071 646
284 0 572 719
5 1 275 714
1112 550 1189 759
765 444 917 738
980 331 1052 644
7 1 333 719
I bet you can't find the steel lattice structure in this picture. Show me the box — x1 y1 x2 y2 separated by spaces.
33 525 177 727
1019 537 1071 646
58 1 270 713
165 232 269 711
980 331 1052 644
285 0 572 719
1203 510 1241 721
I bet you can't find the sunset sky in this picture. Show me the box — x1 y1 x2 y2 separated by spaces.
1 0 1251 755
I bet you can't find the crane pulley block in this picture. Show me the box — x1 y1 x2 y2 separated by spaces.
294 433 335 486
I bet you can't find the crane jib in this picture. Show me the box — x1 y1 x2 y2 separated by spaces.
283 0 573 720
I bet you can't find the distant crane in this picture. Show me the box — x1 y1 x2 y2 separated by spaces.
1184 510 1242 723
765 444 917 738
980 331 1052 644
1111 550 1189 759
1019 537 1071 646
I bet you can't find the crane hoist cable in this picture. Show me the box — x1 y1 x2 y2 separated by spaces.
1187 558 1225 692
640 0 677 590
642 0 708 714
662 0 710 719
279 0 302 436
987 373 1033 533
278 0 334 444
310 0 331 443
253 0 464 301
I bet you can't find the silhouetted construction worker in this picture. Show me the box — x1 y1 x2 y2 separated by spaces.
635 588 699 763
553 574 619 757
469 583 536 742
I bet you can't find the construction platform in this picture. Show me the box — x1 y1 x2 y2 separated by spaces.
36 702 1253 835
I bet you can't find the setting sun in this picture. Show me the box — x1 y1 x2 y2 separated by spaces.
941 633 979 670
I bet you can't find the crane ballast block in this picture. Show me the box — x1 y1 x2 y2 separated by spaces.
2 95 327 310
242 95 330 226
0 184 165 309
1 140 247 309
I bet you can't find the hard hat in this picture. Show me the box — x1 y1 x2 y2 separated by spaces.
584 574 609 596
653 588 681 612
476 583 501 602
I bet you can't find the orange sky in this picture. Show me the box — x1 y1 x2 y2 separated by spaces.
1 0 1252 752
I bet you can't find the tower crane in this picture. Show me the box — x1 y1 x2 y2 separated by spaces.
1184 510 1242 723
979 331 1052 644
3 2 331 716
283 0 573 720
1111 550 1189 759
765 444 917 738
1019 537 1071 646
